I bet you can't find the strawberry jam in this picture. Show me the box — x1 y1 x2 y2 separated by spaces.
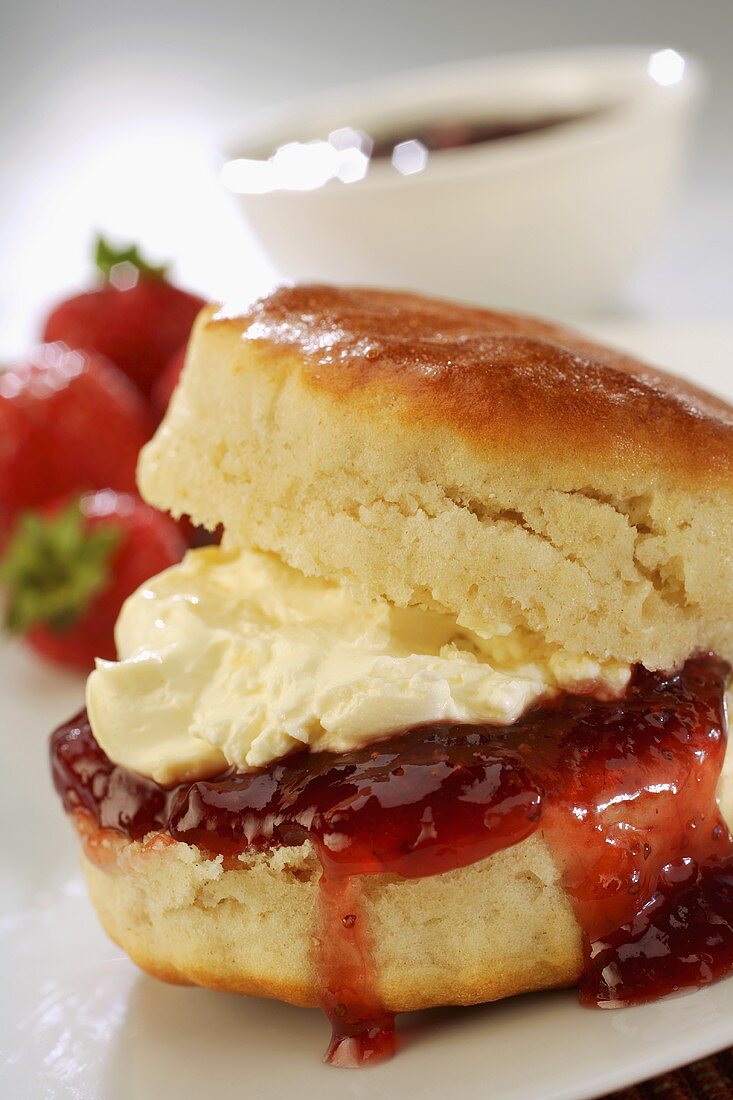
50 655 732 1065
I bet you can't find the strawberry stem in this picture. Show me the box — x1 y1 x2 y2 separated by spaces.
94 235 168 282
0 501 121 634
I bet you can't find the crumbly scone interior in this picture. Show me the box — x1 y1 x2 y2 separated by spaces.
140 314 733 672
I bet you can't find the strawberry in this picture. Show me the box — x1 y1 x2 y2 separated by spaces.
0 490 185 671
0 344 153 541
42 237 205 399
152 345 186 419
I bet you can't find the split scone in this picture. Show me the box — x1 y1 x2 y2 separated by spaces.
51 286 733 1066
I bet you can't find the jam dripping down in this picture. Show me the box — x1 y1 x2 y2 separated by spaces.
50 656 732 1065
317 874 396 1067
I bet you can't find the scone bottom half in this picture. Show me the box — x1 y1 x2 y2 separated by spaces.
50 286 733 1067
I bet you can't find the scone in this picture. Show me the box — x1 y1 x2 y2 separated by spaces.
51 286 733 1067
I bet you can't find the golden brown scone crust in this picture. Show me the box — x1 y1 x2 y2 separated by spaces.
227 285 733 485
139 286 733 670
81 831 582 1012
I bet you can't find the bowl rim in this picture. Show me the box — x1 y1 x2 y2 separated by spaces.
222 45 703 196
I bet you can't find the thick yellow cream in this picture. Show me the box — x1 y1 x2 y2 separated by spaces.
86 547 631 785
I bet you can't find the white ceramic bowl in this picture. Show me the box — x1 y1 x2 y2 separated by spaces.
222 48 702 315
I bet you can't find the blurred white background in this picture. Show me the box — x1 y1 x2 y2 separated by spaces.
1 0 731 355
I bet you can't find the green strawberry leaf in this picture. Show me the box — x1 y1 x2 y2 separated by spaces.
0 501 121 634
94 234 169 282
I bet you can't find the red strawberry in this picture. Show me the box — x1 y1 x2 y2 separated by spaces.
42 237 205 399
0 490 185 671
0 344 153 541
152 345 186 419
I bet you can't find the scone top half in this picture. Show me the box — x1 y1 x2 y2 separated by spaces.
139 284 733 673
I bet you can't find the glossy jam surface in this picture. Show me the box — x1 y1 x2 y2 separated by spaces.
583 856 733 1007
317 874 397 1067
50 656 732 1063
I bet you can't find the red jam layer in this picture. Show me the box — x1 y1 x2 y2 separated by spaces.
50 656 733 1064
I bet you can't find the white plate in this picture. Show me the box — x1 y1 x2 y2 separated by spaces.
1 322 731 1100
